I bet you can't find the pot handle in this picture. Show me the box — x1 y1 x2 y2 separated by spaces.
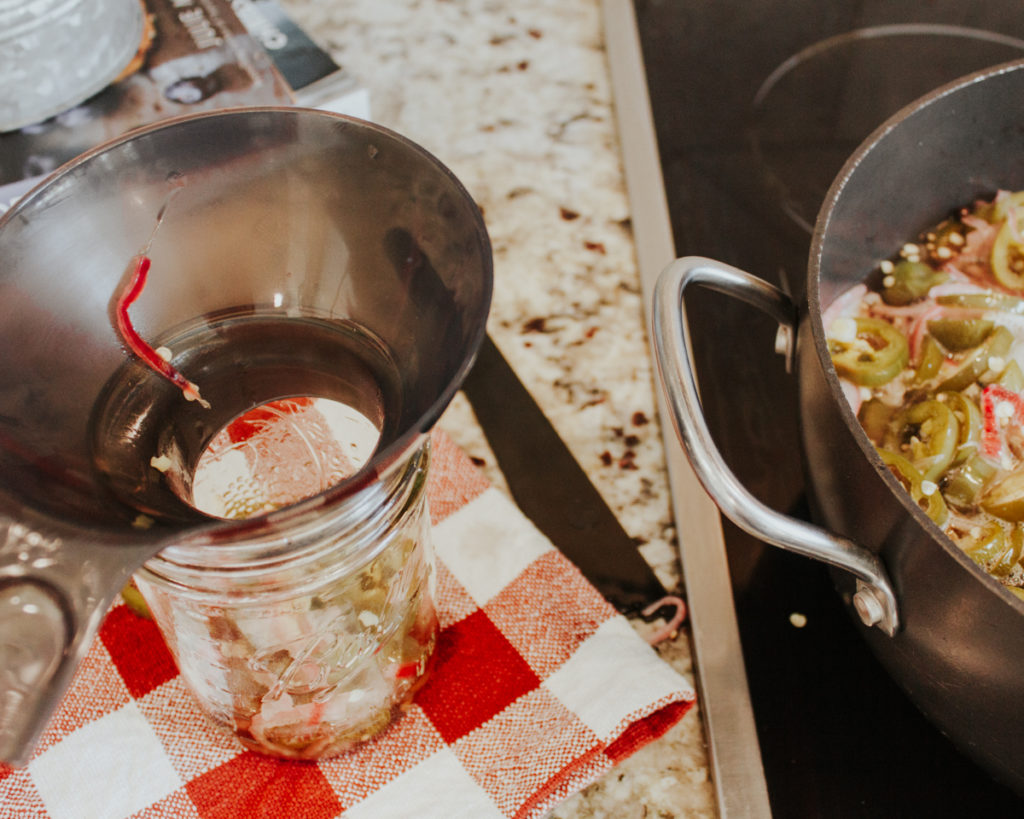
652 256 899 635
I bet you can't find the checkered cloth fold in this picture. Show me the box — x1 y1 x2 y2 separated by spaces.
0 430 695 819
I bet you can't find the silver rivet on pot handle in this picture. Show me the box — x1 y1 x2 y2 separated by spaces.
652 256 899 635
851 581 887 627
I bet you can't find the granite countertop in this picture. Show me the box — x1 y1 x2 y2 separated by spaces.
281 1 717 815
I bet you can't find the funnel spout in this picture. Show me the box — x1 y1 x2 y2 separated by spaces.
0 579 72 766
0 517 143 766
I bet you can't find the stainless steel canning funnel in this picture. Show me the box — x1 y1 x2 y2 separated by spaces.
0 107 492 765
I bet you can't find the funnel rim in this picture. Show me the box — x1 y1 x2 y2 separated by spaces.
0 105 493 540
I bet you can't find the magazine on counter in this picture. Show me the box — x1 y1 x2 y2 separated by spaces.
0 0 368 213
231 0 369 115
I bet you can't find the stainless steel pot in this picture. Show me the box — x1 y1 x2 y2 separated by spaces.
653 60 1024 793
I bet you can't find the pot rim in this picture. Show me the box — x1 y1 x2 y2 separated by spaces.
806 57 1024 611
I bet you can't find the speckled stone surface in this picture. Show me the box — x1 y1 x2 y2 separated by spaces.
280 1 716 815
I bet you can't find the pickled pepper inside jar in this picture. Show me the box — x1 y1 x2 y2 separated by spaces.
133 398 440 761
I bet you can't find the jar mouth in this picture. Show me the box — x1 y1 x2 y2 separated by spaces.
188 396 383 520
142 438 429 578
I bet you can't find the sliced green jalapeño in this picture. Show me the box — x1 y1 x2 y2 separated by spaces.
829 317 909 387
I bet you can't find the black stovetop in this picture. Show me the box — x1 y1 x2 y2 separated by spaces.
633 1 1024 815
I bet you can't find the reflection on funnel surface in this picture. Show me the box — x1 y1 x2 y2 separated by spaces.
191 397 381 519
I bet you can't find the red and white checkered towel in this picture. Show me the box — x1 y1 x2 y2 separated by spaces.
0 431 695 819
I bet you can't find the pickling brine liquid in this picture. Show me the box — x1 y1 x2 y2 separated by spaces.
102 312 440 759
92 312 406 520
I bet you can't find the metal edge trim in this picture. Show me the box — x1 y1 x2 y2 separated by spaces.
599 2 773 816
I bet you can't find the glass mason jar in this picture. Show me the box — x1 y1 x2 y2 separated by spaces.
0 108 491 768
134 442 438 761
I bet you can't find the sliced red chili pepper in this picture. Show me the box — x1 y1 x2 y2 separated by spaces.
981 383 1024 459
306 700 325 726
641 595 687 646
393 662 419 679
113 254 209 408
226 397 316 444
982 387 1002 458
